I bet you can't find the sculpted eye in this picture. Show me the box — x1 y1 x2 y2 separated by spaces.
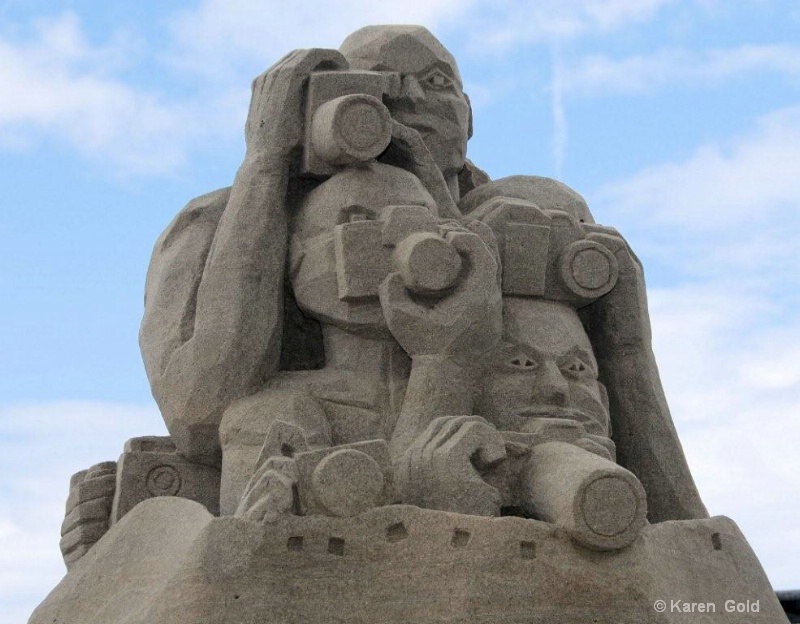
561 359 588 378
422 69 454 90
509 356 537 370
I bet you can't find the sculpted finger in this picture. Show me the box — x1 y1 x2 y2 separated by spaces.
238 470 271 513
379 272 423 321
239 457 295 509
390 119 424 148
445 230 498 289
242 482 294 524
247 48 348 150
421 417 460 464
257 48 346 92
425 415 488 451
267 49 304 73
423 417 463 456
237 469 294 519
404 416 456 473
242 497 274 524
424 415 461 442
281 47 348 75
463 219 501 285
420 416 485 466
439 420 506 468
574 437 614 462
248 48 308 112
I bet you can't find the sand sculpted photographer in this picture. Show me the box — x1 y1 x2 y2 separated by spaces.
34 25 787 624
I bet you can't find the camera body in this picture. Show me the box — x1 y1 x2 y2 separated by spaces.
334 204 461 301
257 420 393 518
302 70 400 176
472 196 619 307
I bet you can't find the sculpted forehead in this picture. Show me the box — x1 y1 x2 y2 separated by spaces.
340 25 462 87
503 298 595 361
460 176 595 224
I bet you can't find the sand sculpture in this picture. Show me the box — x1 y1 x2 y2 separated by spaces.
30 25 787 624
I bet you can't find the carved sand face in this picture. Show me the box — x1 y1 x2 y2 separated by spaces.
476 298 610 437
383 57 470 178
341 27 471 178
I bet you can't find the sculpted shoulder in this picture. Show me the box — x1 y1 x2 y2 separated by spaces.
154 186 231 256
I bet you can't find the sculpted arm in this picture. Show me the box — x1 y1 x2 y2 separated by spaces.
380 224 507 515
140 49 347 465
579 228 708 521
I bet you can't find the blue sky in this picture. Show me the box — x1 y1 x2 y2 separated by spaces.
2 1 799 619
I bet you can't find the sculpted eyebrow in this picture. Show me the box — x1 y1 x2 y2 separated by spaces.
561 346 598 374
415 60 459 83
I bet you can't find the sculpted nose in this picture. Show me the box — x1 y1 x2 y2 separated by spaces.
533 361 569 407
399 75 426 103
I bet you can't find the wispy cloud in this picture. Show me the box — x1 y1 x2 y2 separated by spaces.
0 13 236 175
561 44 800 97
164 0 686 176
648 284 800 590
460 0 687 176
0 2 724 178
166 0 475 79
595 104 800 236
464 0 678 51
588 102 800 589
591 103 800 301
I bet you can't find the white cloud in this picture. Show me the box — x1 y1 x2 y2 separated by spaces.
166 0 697 78
462 0 677 51
587 102 800 590
0 2 715 177
0 13 235 175
591 100 800 425
562 43 800 96
594 104 800 283
648 283 800 590
167 0 474 79
0 401 165 622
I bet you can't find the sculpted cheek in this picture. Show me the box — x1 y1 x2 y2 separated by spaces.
567 383 610 435
439 99 470 140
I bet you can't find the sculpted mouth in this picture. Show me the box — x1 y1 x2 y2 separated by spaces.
512 406 593 422
403 122 436 136
392 114 441 135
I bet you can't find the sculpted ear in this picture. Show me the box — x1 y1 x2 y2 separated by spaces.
464 92 474 140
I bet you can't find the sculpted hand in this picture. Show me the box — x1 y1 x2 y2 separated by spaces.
60 462 117 569
396 415 506 516
379 226 502 360
388 119 459 218
516 417 616 462
245 48 347 159
574 435 616 462
235 420 310 523
581 226 649 348
235 456 297 524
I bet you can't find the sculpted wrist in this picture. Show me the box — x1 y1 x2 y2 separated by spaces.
411 353 483 383
405 354 482 415
240 150 294 176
